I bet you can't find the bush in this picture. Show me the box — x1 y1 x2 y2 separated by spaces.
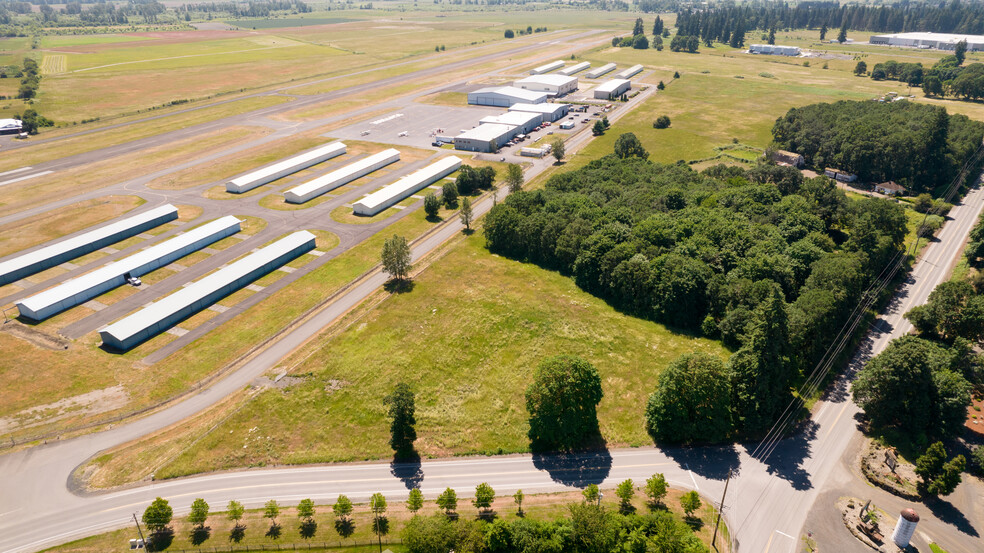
653 115 671 129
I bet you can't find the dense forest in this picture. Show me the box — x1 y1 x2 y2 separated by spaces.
483 143 908 439
771 100 984 192
675 1 984 38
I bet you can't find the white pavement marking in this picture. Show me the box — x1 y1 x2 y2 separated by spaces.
0 170 53 187
775 530 794 539
685 464 699 491
0 167 32 178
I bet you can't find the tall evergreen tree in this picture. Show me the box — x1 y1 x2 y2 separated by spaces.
633 17 644 36
820 23 827 40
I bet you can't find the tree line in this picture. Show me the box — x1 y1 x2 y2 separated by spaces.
771 100 984 193
482 136 912 441
867 50 984 102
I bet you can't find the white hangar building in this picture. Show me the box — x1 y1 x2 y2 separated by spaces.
480 111 542 135
594 79 631 99
508 102 570 122
454 124 516 153
468 86 547 107
514 74 578 97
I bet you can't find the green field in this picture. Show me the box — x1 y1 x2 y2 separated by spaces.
225 17 362 29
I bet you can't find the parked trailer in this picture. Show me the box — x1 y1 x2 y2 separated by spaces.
0 204 178 287
521 147 546 158
284 149 401 204
226 142 346 193
353 157 462 216
99 231 317 351
17 216 241 321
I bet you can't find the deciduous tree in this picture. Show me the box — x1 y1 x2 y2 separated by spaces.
646 352 733 443
381 235 412 281
407 488 424 515
525 355 603 450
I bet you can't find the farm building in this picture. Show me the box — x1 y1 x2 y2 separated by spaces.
585 63 617 79
353 157 463 216
514 74 578 96
284 149 401 204
99 231 317 351
467 86 547 107
594 79 631 99
508 102 570 122
749 44 801 56
875 181 906 195
226 142 346 193
480 111 542 135
824 168 858 183
531 60 565 74
558 62 590 76
17 216 242 321
614 64 644 79
454 124 517 153
869 32 984 51
0 204 179 286
772 150 805 167
0 119 22 134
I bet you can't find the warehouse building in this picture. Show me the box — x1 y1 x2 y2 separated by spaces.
585 63 617 79
594 78 631 99
559 61 590 76
226 142 346 193
467 86 547 107
508 102 570 122
869 32 984 51
749 44 801 56
514 74 578 96
0 204 179 286
531 60 565 74
480 111 542 135
100 231 316 351
353 157 463 216
17 216 241 321
284 149 401 204
454 124 516 153
615 64 644 79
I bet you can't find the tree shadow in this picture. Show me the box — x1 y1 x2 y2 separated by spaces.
924 496 980 538
752 419 819 491
391 451 424 489
149 528 174 551
531 447 613 487
684 516 704 532
618 503 636 515
335 518 355 538
477 510 498 522
383 278 415 294
266 522 282 540
663 444 741 482
425 214 444 223
462 228 475 235
229 523 246 543
373 515 390 537
444 511 460 521
299 519 318 539
189 525 211 546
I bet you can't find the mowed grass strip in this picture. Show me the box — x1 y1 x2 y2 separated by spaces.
100 233 726 481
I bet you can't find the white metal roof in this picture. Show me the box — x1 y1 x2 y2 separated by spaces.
284 149 400 202
508 103 569 115
0 204 178 281
595 79 631 94
558 62 590 75
471 86 548 102
615 64 644 79
479 111 541 127
456 123 516 142
17 216 241 318
354 157 463 212
100 231 316 343
872 31 984 44
0 118 22 130
585 63 617 78
516 74 578 87
531 60 565 74
228 142 346 188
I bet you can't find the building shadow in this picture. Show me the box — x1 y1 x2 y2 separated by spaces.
391 451 424 489
924 496 980 538
531 447 612 487
662 444 741 482
752 419 819 491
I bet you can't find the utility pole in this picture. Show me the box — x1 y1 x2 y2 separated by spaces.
711 470 732 552
132 513 150 552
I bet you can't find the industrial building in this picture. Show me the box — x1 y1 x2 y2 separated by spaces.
531 60 565 74
614 64 644 79
869 32 984 51
226 142 346 193
558 62 590 76
480 111 542 135
514 74 578 96
353 157 462 216
100 231 317 351
454 124 516 153
585 63 617 79
594 79 631 99
508 102 570 122
467 86 547 107
749 44 801 56
284 149 401 204
0 204 179 286
17 216 241 321
0 118 22 134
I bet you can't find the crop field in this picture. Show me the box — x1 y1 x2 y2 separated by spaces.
226 17 362 29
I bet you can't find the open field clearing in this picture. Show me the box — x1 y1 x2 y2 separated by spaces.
40 54 67 75
89 233 727 482
46 488 723 553
0 125 271 218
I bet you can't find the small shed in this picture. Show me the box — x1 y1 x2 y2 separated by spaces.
875 181 906 195
772 150 804 168
824 168 858 183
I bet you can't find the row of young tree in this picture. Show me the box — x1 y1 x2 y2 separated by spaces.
771 100 984 193
675 1 984 36
482 135 912 441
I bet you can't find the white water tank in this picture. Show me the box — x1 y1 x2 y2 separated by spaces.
891 508 919 548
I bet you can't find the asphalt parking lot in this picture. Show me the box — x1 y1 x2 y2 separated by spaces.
328 103 504 150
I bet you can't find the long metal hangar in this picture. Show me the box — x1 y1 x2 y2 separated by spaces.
16 216 242 321
226 142 346 193
100 231 317 351
0 204 178 286
353 157 462 216
284 149 401 204
468 86 547 107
